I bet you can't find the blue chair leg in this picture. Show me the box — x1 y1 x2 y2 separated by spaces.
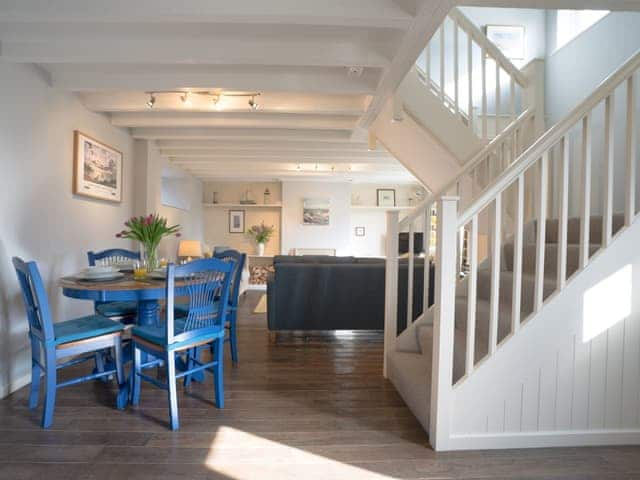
93 350 109 383
183 349 195 388
213 339 224 409
229 309 238 364
113 337 128 410
166 353 179 430
42 347 56 429
130 345 142 406
28 338 41 410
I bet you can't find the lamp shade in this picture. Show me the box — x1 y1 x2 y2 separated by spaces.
178 240 203 259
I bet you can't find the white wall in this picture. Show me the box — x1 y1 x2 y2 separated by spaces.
135 140 203 260
0 63 135 397
281 181 352 255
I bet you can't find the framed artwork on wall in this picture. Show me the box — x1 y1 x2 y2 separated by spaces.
377 189 396 207
73 130 123 203
485 25 525 60
303 198 330 225
229 210 245 233
355 226 365 237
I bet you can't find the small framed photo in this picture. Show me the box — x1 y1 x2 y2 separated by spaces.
73 130 123 203
485 25 525 60
377 189 396 207
229 210 245 233
355 226 365 237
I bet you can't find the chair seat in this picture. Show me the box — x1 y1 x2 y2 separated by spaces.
132 319 224 350
54 315 124 346
96 301 138 318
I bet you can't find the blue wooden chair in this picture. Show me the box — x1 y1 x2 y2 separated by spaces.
175 250 245 363
87 248 140 320
12 257 128 429
130 258 233 430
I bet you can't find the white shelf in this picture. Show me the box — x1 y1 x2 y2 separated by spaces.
203 203 282 209
350 205 413 211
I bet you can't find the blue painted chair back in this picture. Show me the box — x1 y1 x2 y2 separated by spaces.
213 249 246 308
165 258 234 345
12 258 55 343
87 248 140 267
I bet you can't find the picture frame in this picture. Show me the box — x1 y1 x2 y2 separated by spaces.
73 130 123 203
355 226 365 237
229 210 245 233
485 25 525 61
303 198 330 225
376 189 396 207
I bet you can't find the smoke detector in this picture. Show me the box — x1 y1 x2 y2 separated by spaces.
347 66 364 77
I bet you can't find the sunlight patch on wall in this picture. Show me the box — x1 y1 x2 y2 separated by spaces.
556 10 609 52
583 264 631 342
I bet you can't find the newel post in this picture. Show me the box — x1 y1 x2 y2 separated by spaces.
383 210 400 378
429 196 458 451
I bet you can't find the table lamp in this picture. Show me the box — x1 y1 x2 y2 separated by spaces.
178 240 203 262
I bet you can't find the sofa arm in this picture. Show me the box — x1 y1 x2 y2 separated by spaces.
266 275 276 331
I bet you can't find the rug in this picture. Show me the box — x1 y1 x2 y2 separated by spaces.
253 294 267 314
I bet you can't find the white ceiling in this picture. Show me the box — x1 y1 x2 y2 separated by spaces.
0 0 460 183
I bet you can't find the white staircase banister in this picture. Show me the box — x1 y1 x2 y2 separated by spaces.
458 48 640 228
448 7 528 87
400 107 534 228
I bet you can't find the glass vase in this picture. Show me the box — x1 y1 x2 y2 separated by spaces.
141 243 159 271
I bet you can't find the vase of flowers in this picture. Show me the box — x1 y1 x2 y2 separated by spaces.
248 222 275 256
116 214 181 270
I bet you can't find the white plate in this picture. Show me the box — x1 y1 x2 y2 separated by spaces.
148 270 167 279
75 272 125 281
112 262 134 271
83 266 118 275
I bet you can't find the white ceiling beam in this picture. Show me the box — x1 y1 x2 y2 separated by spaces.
0 0 414 28
358 0 454 129
0 36 391 67
154 139 376 152
110 112 358 130
79 91 368 115
170 156 398 165
132 127 354 142
47 65 380 94
160 149 393 160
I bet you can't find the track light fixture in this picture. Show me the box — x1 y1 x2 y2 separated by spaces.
143 91 260 110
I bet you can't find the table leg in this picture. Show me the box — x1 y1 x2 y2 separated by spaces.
137 300 160 326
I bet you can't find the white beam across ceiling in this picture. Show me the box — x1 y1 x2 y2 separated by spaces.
169 156 397 165
159 149 393 161
132 127 354 142
46 65 380 94
154 139 375 152
79 91 368 115
0 0 414 28
110 112 359 130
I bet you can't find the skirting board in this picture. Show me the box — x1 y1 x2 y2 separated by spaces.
446 430 640 451
0 372 32 399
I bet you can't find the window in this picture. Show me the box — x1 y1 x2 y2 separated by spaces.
555 9 609 52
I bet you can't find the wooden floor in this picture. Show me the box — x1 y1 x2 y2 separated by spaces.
3 291 640 479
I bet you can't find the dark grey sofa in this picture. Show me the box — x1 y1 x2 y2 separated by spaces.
266 255 434 333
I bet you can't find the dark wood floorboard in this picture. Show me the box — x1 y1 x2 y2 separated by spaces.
2 291 640 479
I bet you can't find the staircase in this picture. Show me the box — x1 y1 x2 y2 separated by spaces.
371 7 543 193
383 44 640 451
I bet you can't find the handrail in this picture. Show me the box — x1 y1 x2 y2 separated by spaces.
448 7 528 87
457 48 640 227
400 108 534 228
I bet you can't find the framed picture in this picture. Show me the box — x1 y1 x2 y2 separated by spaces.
355 226 365 237
229 210 245 233
73 131 123 203
485 25 525 60
377 189 396 207
303 198 330 225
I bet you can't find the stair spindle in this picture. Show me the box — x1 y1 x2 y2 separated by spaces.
603 94 615 246
534 153 549 312
454 18 460 117
489 193 502 354
626 74 637 226
557 137 570 290
407 221 415 326
467 33 474 134
482 46 487 139
495 61 501 136
465 215 478 375
423 207 432 314
579 114 592 269
440 23 445 101
511 174 525 332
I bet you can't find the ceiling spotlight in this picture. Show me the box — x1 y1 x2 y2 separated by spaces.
296 164 301 171
146 93 156 108
211 94 220 105
248 95 259 110
180 91 191 105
